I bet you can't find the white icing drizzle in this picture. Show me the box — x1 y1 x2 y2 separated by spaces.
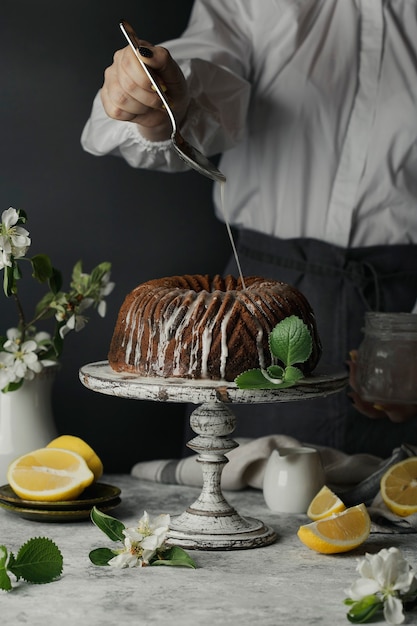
219 307 233 379
219 181 246 289
122 284 257 380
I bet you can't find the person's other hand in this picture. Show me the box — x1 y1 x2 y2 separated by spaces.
347 350 417 423
100 41 189 141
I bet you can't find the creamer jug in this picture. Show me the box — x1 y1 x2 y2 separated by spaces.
263 447 325 513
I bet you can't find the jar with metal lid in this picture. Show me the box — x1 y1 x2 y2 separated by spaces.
356 312 417 405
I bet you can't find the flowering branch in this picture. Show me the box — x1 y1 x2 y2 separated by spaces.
89 507 196 569
344 548 417 624
0 207 114 393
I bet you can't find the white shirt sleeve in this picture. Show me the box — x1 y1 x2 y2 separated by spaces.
80 91 186 171
81 1 251 173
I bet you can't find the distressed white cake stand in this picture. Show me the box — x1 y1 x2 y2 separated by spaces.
79 361 347 551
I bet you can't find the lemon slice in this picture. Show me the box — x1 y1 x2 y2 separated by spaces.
7 447 95 502
380 457 417 517
307 485 346 521
47 434 103 481
297 503 371 554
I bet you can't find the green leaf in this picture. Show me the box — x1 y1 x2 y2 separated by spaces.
90 506 125 542
71 260 83 284
269 315 312 366
16 208 28 224
266 364 285 379
34 290 56 318
90 261 112 284
0 546 12 591
1 379 24 393
345 595 383 623
151 546 197 569
49 267 62 294
89 548 117 566
31 254 54 283
235 367 299 390
282 365 304 383
235 369 272 389
3 264 14 297
8 537 63 584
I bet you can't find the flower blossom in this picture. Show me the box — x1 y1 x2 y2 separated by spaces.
109 512 170 569
3 328 43 382
0 207 30 269
0 205 114 393
345 547 417 625
0 351 18 390
58 298 94 339
97 271 115 318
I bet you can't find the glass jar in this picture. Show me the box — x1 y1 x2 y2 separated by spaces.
356 312 417 405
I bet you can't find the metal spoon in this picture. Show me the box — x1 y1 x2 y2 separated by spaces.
119 20 226 183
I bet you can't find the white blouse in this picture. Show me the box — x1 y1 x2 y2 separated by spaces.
81 0 417 252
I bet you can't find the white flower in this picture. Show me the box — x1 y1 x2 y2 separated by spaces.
97 272 115 318
0 207 30 269
3 336 43 381
32 330 52 349
108 511 170 569
0 351 18 389
138 511 170 548
346 548 417 625
59 298 94 339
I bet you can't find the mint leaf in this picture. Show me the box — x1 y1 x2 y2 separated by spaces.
152 546 197 569
282 365 304 384
345 595 383 623
235 369 273 389
0 546 12 591
89 547 117 566
8 538 63 584
91 506 125 542
235 366 298 389
269 315 312 366
266 364 284 379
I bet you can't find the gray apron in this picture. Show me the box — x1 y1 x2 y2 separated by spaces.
220 229 417 457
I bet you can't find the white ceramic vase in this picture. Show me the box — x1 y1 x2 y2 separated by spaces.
0 364 59 484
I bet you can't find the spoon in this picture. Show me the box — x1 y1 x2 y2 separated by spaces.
119 20 226 183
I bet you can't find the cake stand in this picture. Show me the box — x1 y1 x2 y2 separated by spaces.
79 362 347 551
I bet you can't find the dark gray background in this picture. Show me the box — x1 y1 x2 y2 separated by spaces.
1 1 231 471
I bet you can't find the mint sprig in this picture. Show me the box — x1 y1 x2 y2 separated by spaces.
235 315 312 390
0 538 63 591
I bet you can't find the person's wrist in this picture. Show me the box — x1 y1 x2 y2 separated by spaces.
136 121 172 142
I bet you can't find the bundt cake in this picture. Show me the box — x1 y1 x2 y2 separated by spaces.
108 274 322 382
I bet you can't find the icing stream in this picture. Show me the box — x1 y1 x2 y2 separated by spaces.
219 181 246 289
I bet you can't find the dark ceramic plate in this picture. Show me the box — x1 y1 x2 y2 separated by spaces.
0 482 121 510
0 497 121 522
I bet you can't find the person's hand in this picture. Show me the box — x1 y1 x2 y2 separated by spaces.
100 41 190 142
347 350 417 423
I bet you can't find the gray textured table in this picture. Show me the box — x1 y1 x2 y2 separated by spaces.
1 474 415 625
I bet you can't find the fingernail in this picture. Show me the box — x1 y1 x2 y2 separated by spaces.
349 350 357 363
161 97 174 110
151 83 167 93
373 404 384 411
138 46 153 58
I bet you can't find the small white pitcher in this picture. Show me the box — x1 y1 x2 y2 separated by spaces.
263 447 325 514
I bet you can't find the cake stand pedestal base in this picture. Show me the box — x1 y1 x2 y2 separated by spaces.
166 401 276 550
